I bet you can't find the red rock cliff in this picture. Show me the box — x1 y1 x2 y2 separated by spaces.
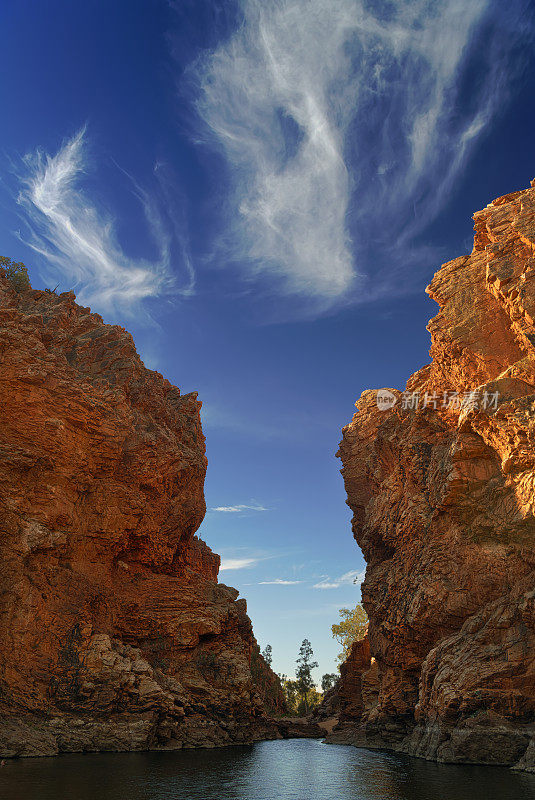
0 276 282 756
329 181 535 771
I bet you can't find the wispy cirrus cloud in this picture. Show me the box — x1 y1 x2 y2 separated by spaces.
193 0 533 308
313 569 364 590
219 556 260 571
211 503 269 513
15 128 183 314
258 578 302 585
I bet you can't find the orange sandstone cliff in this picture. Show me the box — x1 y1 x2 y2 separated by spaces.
0 276 284 756
328 181 535 770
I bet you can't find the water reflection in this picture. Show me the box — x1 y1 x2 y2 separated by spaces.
0 739 533 800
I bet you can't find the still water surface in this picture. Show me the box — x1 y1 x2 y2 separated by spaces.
0 739 533 800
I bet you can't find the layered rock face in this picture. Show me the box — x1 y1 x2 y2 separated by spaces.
329 182 535 770
0 277 281 756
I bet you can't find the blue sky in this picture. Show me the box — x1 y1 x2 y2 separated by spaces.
1 0 535 680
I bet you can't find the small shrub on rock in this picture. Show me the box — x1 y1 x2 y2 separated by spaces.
0 256 31 292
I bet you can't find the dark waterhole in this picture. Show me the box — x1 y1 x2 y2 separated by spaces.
0 738 533 799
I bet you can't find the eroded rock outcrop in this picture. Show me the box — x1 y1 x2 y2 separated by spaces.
0 277 282 756
328 181 535 770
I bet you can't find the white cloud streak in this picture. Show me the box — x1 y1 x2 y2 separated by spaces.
195 0 532 306
220 557 260 570
258 578 302 585
16 128 175 314
211 503 269 513
313 569 364 590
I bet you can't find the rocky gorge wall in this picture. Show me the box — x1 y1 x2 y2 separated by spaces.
0 276 283 757
327 181 535 771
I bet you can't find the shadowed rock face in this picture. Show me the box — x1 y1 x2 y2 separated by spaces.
0 278 283 756
328 181 535 771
